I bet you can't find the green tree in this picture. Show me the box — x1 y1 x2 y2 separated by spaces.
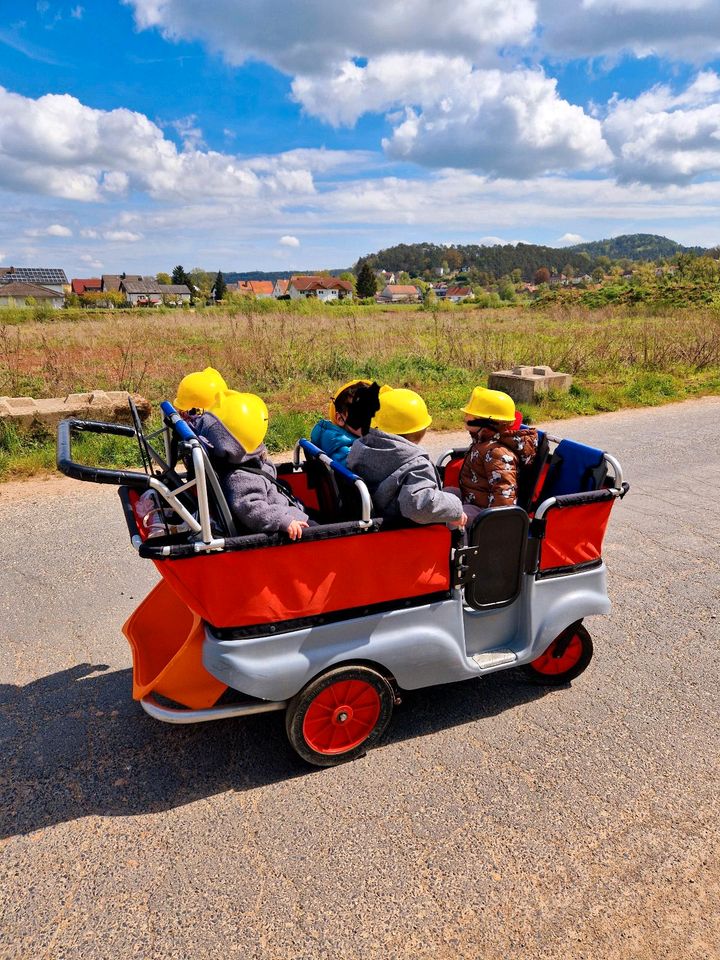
340 271 357 294
172 265 189 286
156 272 172 285
213 270 227 301
591 267 605 283
498 280 516 302
356 262 378 299
188 267 214 303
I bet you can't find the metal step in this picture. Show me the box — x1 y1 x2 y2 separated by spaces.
472 650 518 671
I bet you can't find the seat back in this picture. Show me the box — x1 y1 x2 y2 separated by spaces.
463 506 529 609
535 438 607 502
516 429 548 510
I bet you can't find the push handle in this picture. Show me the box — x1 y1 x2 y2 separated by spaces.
56 418 151 488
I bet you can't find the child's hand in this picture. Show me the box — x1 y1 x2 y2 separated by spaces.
287 520 309 540
449 512 468 529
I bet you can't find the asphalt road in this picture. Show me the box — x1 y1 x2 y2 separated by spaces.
1 399 719 959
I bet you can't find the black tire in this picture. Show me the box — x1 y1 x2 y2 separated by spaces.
285 665 394 767
523 622 594 685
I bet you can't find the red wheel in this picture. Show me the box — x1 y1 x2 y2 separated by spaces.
524 623 593 685
285 666 394 767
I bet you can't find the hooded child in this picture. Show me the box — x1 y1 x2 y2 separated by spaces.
195 390 310 540
347 386 466 528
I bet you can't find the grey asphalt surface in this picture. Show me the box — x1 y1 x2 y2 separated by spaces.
1 399 719 959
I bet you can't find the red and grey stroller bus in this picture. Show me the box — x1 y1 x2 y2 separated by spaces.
57 400 628 766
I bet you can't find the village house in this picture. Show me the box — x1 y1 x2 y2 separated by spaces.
71 278 102 296
120 279 191 306
287 276 353 302
0 281 65 309
374 269 396 285
102 274 142 293
378 284 421 303
0 266 68 294
444 285 472 303
227 280 275 298
272 278 290 297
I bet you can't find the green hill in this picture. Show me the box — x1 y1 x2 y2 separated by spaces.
568 234 705 261
356 234 713 282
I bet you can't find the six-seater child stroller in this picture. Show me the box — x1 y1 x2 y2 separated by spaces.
57 399 628 766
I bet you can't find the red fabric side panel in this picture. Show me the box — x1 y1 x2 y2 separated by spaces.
280 471 320 512
444 458 463 490
155 525 452 628
540 500 614 570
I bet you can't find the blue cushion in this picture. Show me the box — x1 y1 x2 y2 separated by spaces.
545 438 606 497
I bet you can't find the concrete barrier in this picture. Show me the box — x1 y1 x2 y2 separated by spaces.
0 391 151 430
488 366 572 405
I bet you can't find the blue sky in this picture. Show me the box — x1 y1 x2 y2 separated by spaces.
1 0 720 275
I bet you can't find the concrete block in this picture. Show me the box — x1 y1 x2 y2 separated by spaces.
0 391 151 431
488 366 572 405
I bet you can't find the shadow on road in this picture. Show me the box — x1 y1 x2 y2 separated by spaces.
1 662 552 839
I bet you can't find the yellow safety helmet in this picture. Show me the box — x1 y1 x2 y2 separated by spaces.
373 385 432 435
174 367 228 411
327 379 372 421
209 390 269 452
462 386 515 423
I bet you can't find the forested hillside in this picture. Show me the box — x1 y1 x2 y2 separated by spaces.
356 234 713 281
569 234 705 261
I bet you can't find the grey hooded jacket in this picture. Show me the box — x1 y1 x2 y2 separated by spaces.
194 413 309 535
347 428 463 525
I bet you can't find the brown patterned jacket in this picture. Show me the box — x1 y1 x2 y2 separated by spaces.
459 426 539 509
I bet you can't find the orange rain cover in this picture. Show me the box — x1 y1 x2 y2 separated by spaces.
122 578 228 708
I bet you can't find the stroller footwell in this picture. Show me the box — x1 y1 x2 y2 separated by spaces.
140 694 287 724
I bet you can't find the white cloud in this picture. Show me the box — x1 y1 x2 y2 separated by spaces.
295 57 610 177
103 230 143 242
70 5 84 18
557 232 584 245
0 86 351 203
124 0 537 73
380 65 611 176
80 228 98 238
24 223 72 237
279 235 300 247
604 72 720 184
168 114 205 149
79 253 103 269
539 0 720 61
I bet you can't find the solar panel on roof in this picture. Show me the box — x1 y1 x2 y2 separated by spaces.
0 267 68 285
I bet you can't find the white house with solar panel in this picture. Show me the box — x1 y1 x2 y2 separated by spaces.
0 266 68 308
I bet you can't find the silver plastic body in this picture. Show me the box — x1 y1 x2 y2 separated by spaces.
201 562 610 703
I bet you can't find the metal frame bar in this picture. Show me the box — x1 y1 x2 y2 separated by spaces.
293 438 373 526
140 694 286 724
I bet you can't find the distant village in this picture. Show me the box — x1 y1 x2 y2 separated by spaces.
0 260 678 311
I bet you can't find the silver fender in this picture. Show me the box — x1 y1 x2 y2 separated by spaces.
523 563 610 662
203 596 473 701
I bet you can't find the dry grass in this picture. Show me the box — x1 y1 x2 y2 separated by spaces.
2 301 720 478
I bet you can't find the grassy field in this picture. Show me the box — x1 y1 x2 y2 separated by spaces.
2 299 720 480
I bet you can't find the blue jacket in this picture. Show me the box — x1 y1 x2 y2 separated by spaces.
310 419 357 466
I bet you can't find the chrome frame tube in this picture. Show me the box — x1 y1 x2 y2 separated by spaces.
140 695 287 724
191 442 213 544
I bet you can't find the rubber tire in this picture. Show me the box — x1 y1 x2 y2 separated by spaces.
285 665 394 767
523 623 594 685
